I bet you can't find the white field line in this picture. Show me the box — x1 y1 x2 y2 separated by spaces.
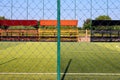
71 51 119 53
0 73 57 75
71 51 119 54
0 73 120 76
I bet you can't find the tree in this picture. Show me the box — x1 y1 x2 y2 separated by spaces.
82 18 91 30
82 15 112 30
94 15 112 30
0 16 5 20
95 15 111 20
0 16 8 29
78 27 82 30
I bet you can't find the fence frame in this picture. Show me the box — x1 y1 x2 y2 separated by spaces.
57 0 61 80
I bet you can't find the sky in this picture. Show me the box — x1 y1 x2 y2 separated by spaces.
0 0 120 27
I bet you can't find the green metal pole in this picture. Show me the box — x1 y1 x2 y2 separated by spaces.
57 0 61 80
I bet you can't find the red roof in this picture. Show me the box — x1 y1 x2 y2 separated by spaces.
40 20 78 26
0 20 38 26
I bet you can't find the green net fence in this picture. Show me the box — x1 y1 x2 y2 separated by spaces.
0 0 120 80
60 0 120 80
0 0 57 80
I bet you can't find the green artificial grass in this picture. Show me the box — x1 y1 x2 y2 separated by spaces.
61 42 120 80
61 42 120 73
0 42 57 80
0 42 120 80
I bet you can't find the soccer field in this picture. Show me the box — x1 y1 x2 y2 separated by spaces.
0 42 120 80
61 42 120 80
0 42 57 80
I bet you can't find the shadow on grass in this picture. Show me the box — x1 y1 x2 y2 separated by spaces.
0 58 17 65
61 59 72 80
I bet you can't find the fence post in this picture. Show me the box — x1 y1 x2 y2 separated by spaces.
57 0 61 80
86 29 88 42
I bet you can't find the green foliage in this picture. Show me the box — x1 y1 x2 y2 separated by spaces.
82 18 91 30
8 26 36 30
0 26 9 30
40 26 78 30
78 27 82 30
82 15 112 30
0 16 5 20
34 21 40 29
92 15 112 30
112 26 120 30
0 16 6 29
95 15 112 20
94 26 120 30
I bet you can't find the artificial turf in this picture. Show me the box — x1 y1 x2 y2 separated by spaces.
61 42 120 80
0 42 120 80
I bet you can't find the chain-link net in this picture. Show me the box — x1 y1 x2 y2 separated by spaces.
0 0 57 80
61 0 120 80
0 0 120 80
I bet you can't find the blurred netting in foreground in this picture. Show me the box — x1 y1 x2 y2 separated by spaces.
0 0 120 80
0 0 57 80
60 0 120 80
